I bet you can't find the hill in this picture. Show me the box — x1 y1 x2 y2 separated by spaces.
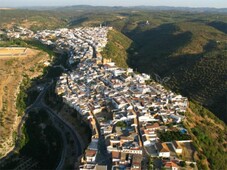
79 10 226 124
185 101 227 170
0 46 50 158
102 28 227 170
101 29 132 68
126 20 227 122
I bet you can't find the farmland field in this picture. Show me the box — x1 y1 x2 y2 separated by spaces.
0 47 27 57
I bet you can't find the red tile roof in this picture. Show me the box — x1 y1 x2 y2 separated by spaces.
86 149 97 157
112 151 120 159
146 123 160 130
164 161 178 168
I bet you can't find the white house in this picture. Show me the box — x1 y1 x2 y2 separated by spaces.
85 149 97 163
172 141 182 154
155 142 170 158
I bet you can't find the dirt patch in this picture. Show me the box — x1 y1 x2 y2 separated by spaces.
0 48 49 158
116 16 127 20
0 8 15 10
180 142 198 162
0 47 27 56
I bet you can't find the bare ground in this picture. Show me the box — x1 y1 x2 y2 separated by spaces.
0 48 50 158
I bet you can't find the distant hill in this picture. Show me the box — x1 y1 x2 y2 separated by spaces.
14 5 227 14
132 6 227 13
55 5 227 13
208 21 227 34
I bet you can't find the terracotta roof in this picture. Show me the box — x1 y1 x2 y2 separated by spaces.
164 161 178 168
132 154 142 164
85 149 97 157
156 142 170 153
131 147 141 150
112 151 120 159
120 152 127 161
146 123 160 130
120 136 134 141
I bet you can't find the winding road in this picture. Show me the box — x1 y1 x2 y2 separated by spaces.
28 81 84 170
0 80 84 170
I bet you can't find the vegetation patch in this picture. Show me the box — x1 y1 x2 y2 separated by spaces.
16 75 31 116
1 110 62 170
184 101 227 170
101 29 132 68
115 121 127 128
158 130 191 142
208 21 227 34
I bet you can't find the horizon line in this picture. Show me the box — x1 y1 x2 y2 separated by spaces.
0 5 227 9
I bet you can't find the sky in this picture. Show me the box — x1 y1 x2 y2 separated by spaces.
0 0 226 8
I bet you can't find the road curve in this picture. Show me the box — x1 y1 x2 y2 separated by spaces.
0 80 84 170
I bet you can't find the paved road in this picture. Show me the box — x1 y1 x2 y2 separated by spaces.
0 80 84 170
32 81 84 169
43 104 84 155
30 82 84 169
0 83 51 165
53 64 68 72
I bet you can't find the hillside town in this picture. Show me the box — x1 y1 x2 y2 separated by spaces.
7 26 196 170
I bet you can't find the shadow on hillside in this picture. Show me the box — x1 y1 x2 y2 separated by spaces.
0 42 72 169
207 21 227 34
125 23 227 123
126 23 193 75
69 17 89 27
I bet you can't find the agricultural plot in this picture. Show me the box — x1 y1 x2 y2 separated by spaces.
180 142 198 162
0 47 27 57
